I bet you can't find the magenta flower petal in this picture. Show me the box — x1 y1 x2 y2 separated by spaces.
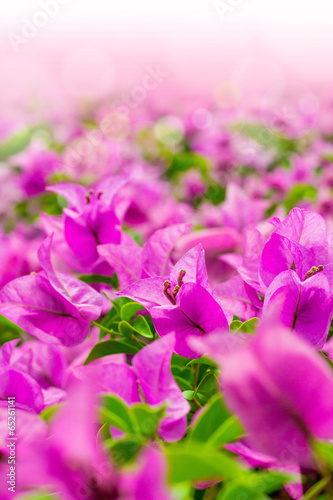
9 340 68 389
215 275 259 321
0 367 44 413
38 234 102 322
0 274 91 346
119 277 170 310
64 212 101 266
98 233 143 288
260 233 315 288
263 270 332 349
274 208 328 263
121 445 175 500
142 223 191 277
47 183 87 211
133 334 190 442
151 283 228 358
208 324 333 468
170 244 212 292
83 362 141 404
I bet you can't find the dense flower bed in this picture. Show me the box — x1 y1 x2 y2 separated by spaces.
1 93 333 499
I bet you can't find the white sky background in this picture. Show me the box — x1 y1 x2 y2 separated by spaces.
1 0 333 35
1 0 333 99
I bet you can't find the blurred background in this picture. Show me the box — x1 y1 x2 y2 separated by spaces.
1 0 333 110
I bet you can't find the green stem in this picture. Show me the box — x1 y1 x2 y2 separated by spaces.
91 321 117 336
193 363 201 390
303 476 330 500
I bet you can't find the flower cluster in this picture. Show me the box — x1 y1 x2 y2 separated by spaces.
1 92 333 499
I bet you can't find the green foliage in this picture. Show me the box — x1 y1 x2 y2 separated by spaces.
165 152 211 179
230 317 259 334
188 394 243 447
284 184 317 212
217 471 295 499
0 315 21 345
40 404 63 422
79 273 119 288
166 442 243 483
0 128 34 160
84 339 140 365
101 394 165 464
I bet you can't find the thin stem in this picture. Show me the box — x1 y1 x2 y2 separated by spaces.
193 363 201 390
303 476 330 500
91 321 117 336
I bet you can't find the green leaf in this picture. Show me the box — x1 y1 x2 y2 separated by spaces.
195 372 218 405
217 471 296 500
166 152 211 178
78 274 118 286
83 339 139 365
111 297 134 313
121 302 144 322
107 437 142 465
97 422 112 441
132 315 154 338
101 395 164 442
314 441 333 470
235 317 259 334
119 320 136 337
167 442 244 483
284 184 317 212
189 394 231 443
182 390 196 401
132 403 165 437
174 376 193 391
186 356 217 368
229 320 242 332
101 394 136 434
0 314 22 335
207 415 244 448
0 128 32 160
40 404 63 422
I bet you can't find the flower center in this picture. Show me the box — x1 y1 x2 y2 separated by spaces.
163 270 186 305
85 189 94 204
304 265 324 280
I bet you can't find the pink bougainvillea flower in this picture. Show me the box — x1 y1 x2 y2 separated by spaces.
219 226 267 312
225 441 303 500
46 178 125 269
120 445 176 500
47 378 119 500
0 235 102 346
119 244 228 357
263 269 333 349
38 234 102 321
214 275 260 321
175 227 241 286
192 322 333 468
141 223 192 278
78 334 189 442
98 223 191 289
0 405 49 499
150 282 229 358
0 227 41 288
1 339 68 406
0 367 44 413
14 143 61 197
76 361 141 406
132 334 190 442
260 208 330 289
221 183 270 231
